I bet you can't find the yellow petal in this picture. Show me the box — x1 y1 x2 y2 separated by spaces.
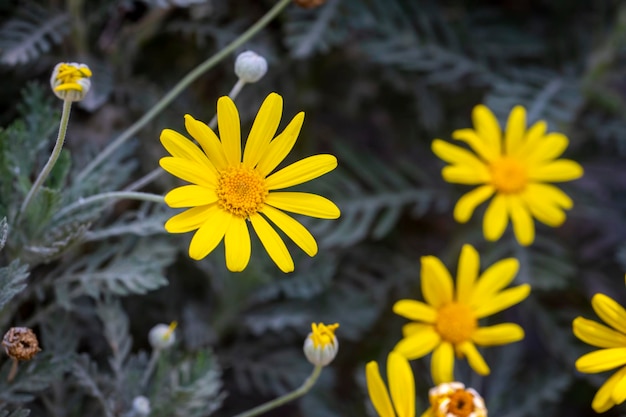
184 114 229 170
365 361 395 417
473 284 531 319
261 205 318 256
431 140 489 170
591 367 626 413
256 112 305 177
266 192 340 219
521 187 568 227
224 218 251 272
453 185 495 223
524 132 569 163
576 348 626 373
394 328 441 360
159 156 218 188
441 165 490 185
472 104 502 156
188 209 232 260
509 195 534 246
388 352 415 417
504 106 526 156
457 341 490 375
452 128 498 161
471 257 520 305
483 193 509 242
516 120 547 158
402 323 435 338
456 244 480 304
160 129 212 168
249 213 294 272
527 160 584 182
265 154 337 190
472 323 525 346
592 294 626 335
217 96 242 165
165 205 215 233
243 93 283 168
431 341 454 385
164 185 218 208
420 256 454 308
573 317 626 348
393 299 437 323
525 183 573 208
612 370 626 405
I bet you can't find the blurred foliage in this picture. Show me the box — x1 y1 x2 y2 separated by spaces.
0 0 625 416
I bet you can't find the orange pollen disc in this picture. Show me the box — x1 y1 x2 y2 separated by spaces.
443 390 477 417
217 165 268 218
489 156 527 194
435 302 477 344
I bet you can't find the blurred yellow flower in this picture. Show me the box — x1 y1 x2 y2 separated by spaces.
366 351 415 417
393 244 530 384
422 381 487 417
432 105 583 246
573 290 626 413
160 93 340 272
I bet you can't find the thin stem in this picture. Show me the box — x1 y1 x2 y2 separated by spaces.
232 366 323 417
140 349 161 388
75 0 292 184
20 99 73 219
53 191 164 221
125 78 247 192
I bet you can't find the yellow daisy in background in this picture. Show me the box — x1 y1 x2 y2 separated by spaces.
432 105 583 246
393 244 530 384
366 351 415 417
573 283 626 413
160 92 340 273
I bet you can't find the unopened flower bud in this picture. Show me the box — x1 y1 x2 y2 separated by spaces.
2 327 41 361
132 396 151 416
50 62 92 101
148 321 177 350
234 51 268 83
427 382 487 417
303 322 339 367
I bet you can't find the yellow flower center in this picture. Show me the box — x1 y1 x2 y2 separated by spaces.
217 165 268 218
311 323 339 348
489 156 527 194
54 63 92 92
435 303 477 344
442 390 476 417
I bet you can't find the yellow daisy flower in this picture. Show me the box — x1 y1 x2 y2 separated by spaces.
366 351 415 417
573 287 626 413
432 105 583 246
160 92 340 273
393 244 530 384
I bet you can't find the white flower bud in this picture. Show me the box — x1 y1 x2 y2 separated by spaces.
234 51 268 83
148 322 177 350
131 396 151 416
50 62 92 101
303 322 339 367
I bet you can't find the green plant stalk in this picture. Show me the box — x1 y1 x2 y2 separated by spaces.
125 77 248 193
75 0 292 184
19 98 73 219
53 191 164 221
232 366 323 417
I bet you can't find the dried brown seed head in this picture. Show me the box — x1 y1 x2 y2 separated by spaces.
2 327 41 361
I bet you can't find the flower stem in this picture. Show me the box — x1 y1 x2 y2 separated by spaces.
53 191 164 221
19 98 73 220
232 366 323 417
75 0 292 184
140 348 161 388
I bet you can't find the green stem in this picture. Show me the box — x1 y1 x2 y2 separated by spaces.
75 0 292 184
19 99 73 219
232 366 323 417
53 191 164 220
